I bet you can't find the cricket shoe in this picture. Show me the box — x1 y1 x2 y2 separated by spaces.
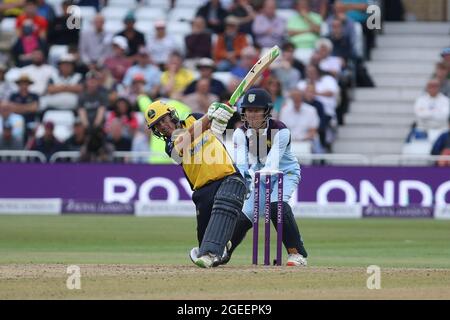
189 247 215 268
189 247 200 265
194 253 220 268
286 254 307 267
212 241 232 267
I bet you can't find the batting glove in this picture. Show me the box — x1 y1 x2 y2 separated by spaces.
207 102 234 122
207 102 219 120
210 118 228 135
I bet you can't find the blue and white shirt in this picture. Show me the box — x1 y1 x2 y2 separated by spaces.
233 119 301 180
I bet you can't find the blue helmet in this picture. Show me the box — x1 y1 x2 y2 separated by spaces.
240 88 273 129
240 88 273 112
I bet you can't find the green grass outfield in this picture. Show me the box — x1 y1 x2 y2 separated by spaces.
1 215 450 299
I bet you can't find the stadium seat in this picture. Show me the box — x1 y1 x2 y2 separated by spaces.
213 72 233 87
36 110 75 142
79 6 97 23
172 34 186 55
168 8 197 23
0 18 16 34
402 141 432 155
291 141 313 165
4 67 22 84
48 45 69 66
149 0 171 10
101 7 129 21
107 0 140 7
81 16 93 31
401 141 433 166
427 129 447 145
166 21 192 37
43 110 76 128
354 22 364 58
135 7 166 21
135 20 155 35
294 48 314 65
175 0 198 8
104 19 123 34
46 0 63 9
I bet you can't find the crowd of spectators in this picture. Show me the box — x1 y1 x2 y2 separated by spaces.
0 0 380 162
407 47 450 166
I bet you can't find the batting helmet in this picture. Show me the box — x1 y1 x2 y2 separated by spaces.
144 100 179 138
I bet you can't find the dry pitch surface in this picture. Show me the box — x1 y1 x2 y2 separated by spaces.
1 216 450 299
1 264 450 299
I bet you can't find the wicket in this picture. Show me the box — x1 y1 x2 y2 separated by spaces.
252 170 284 266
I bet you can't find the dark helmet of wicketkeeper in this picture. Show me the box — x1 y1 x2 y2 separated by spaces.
240 88 273 128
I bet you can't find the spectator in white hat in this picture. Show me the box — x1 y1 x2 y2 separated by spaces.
40 53 83 112
104 35 133 83
184 58 226 97
147 20 178 70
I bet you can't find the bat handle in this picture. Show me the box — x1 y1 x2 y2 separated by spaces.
226 101 238 112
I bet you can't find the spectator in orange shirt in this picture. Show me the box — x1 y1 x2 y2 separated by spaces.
15 0 48 39
213 15 249 72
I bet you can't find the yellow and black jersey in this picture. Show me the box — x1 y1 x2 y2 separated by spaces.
165 113 237 190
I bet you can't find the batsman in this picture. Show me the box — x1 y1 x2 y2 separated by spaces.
144 99 246 268
230 88 308 266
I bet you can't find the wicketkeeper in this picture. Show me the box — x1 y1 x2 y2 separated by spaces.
144 100 246 268
229 88 308 266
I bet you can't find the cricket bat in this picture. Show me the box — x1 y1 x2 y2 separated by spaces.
210 45 280 136
228 45 281 108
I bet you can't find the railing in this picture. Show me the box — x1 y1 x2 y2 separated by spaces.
0 150 47 163
48 151 170 163
372 154 450 166
112 151 169 163
48 151 80 163
295 153 371 166
0 150 449 167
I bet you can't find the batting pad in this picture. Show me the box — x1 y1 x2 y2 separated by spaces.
199 175 247 257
